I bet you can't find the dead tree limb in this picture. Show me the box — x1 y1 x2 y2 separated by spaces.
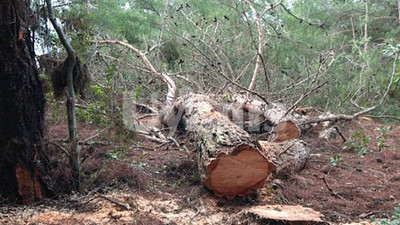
365 114 400 121
94 39 179 144
298 106 376 125
219 94 301 142
244 0 266 91
322 177 345 200
83 194 130 210
283 81 327 117
381 52 398 104
94 39 177 105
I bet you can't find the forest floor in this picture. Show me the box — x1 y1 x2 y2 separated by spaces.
0 112 399 225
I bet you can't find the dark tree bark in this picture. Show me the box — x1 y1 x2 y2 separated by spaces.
0 0 46 203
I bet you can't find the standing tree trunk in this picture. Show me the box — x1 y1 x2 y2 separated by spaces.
0 0 46 203
46 0 80 191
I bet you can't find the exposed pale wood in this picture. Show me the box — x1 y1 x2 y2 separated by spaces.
159 92 373 198
15 166 42 204
204 144 273 198
245 205 324 223
161 93 274 198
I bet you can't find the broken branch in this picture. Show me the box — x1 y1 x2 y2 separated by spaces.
93 39 177 105
299 106 376 125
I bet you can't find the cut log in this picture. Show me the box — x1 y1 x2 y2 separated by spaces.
259 140 310 177
218 94 375 142
219 94 303 142
161 93 275 198
271 120 301 142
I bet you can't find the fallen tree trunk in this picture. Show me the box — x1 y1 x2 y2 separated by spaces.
259 140 310 177
218 94 302 142
161 94 275 198
219 94 375 142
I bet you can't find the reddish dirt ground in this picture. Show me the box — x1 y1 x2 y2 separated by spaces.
0 115 399 224
281 119 400 222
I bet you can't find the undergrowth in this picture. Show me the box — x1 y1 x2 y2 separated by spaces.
330 126 392 167
375 204 400 225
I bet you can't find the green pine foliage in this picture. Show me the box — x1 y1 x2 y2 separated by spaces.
42 0 400 119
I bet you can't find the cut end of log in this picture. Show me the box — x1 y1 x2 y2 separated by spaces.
272 120 301 142
204 144 274 199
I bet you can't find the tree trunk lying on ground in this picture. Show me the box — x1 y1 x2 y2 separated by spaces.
259 140 310 177
160 93 314 198
98 38 377 199
220 93 375 142
161 94 275 198
217 94 302 142
160 92 374 198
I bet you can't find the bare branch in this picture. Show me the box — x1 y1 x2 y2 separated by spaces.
93 40 177 105
299 106 377 125
244 0 265 91
46 0 80 191
398 0 400 25
365 114 400 121
96 194 130 210
283 81 327 117
381 53 398 104
79 128 107 144
280 4 324 28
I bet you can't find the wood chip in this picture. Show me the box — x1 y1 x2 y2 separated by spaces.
246 205 324 223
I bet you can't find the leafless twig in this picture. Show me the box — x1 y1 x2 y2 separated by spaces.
84 194 130 210
334 126 347 143
189 207 201 223
79 128 107 144
48 141 70 157
93 40 177 105
381 53 398 104
244 0 267 91
283 81 327 117
323 177 344 200
299 106 376 125
365 114 400 121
